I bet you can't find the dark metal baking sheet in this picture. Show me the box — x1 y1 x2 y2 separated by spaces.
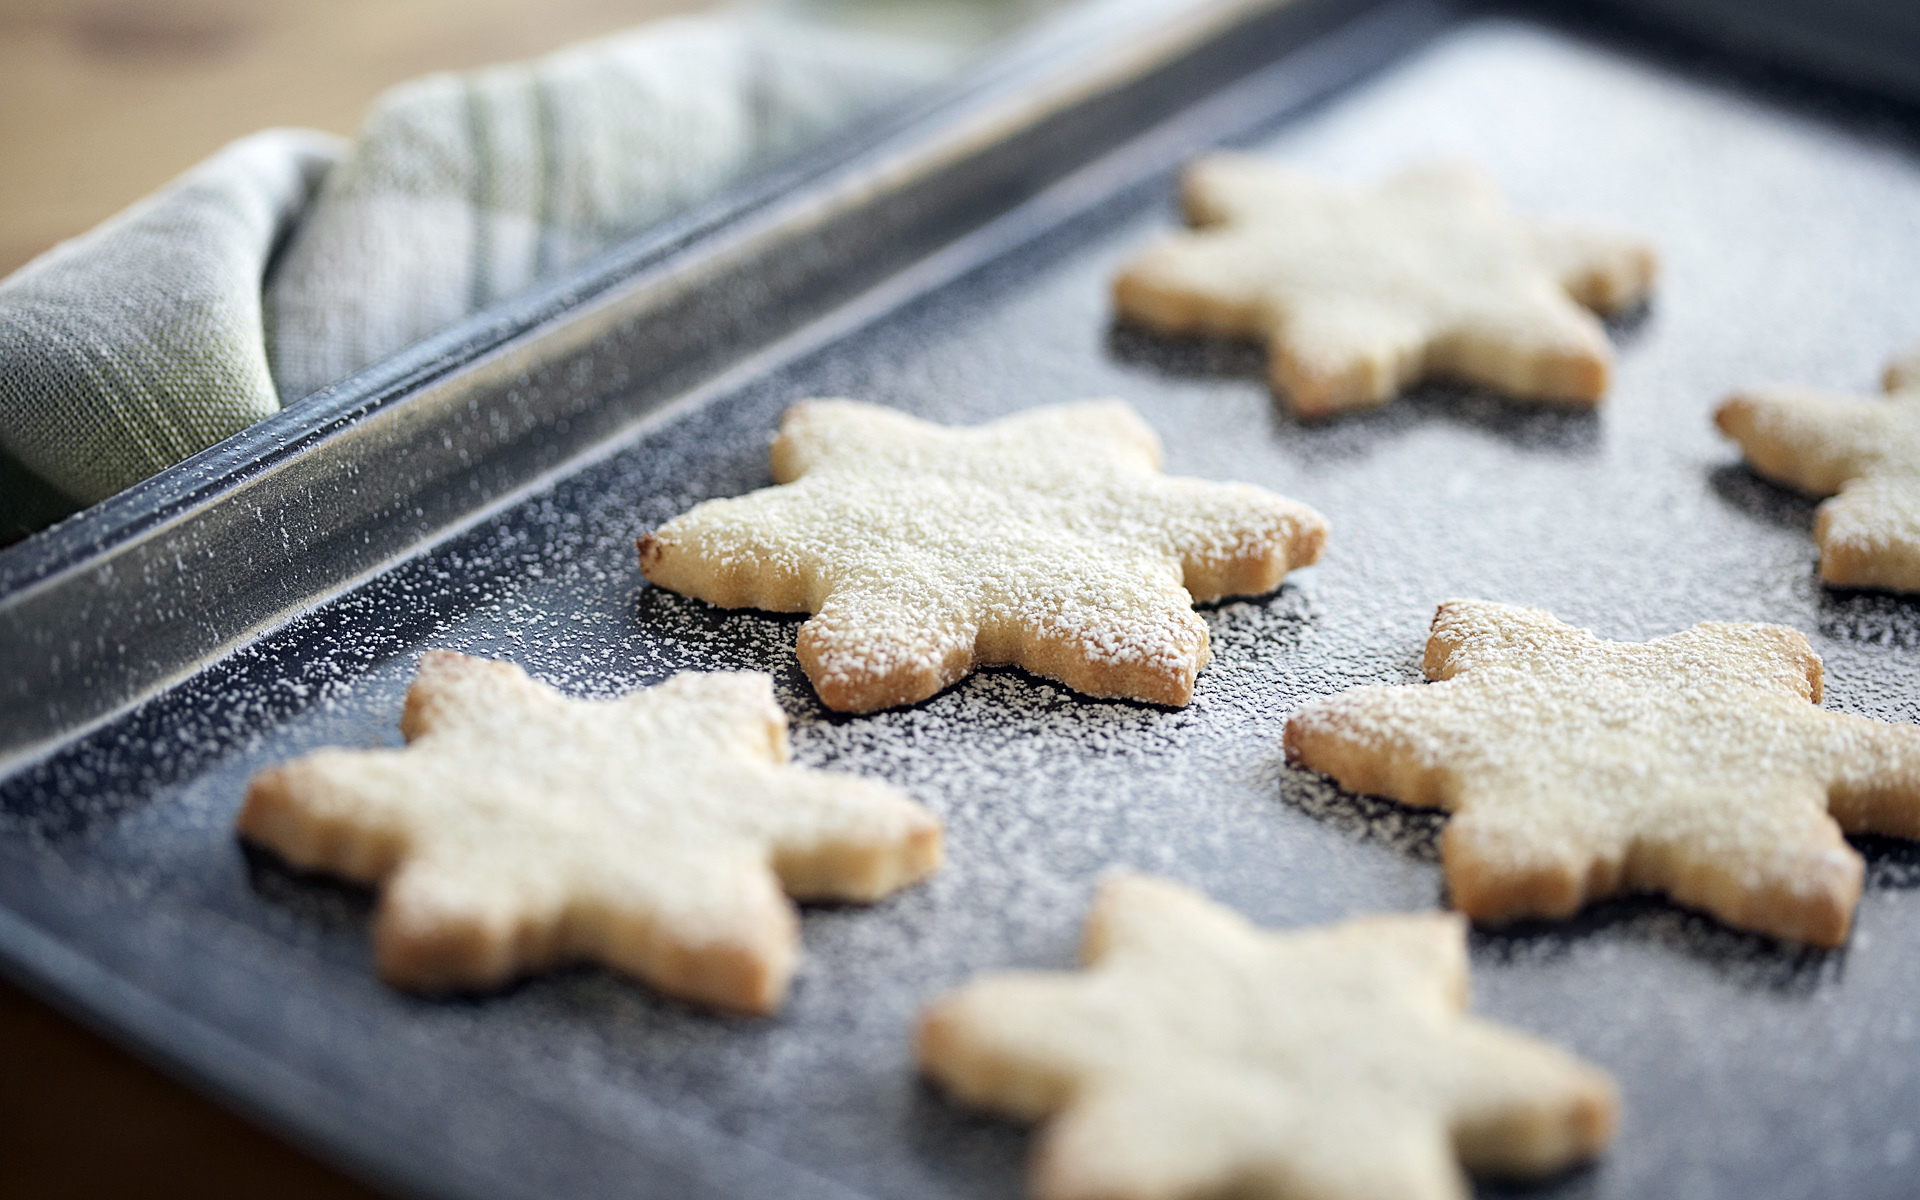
0 0 1384 769
1587 0 1920 108
6 2 1920 1198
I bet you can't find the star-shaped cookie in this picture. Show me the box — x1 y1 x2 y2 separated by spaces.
1285 600 1920 946
1717 346 1920 591
239 651 942 1013
1113 154 1658 416
637 399 1327 712
917 874 1616 1200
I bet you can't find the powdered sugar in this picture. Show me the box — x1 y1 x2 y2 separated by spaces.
6 19 1920 1200
919 874 1615 1195
1287 600 1920 946
239 653 940 1010
1717 350 1920 591
1113 154 1657 415
639 399 1325 711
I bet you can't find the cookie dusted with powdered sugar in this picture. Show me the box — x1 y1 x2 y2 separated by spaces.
1285 600 1920 946
239 651 941 1013
1717 345 1920 591
918 874 1617 1200
1114 155 1657 416
637 399 1327 713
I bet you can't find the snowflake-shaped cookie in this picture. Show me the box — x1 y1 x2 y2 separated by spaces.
239 651 942 1013
637 399 1327 712
1285 600 1920 945
1717 346 1920 591
1114 155 1658 416
918 874 1616 1200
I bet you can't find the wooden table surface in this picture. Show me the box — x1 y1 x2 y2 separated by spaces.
0 3 704 1196
0 0 705 279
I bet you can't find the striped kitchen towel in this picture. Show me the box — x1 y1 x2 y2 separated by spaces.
0 130 342 520
263 15 942 401
0 13 941 535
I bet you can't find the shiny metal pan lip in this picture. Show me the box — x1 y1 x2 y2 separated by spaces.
5 2 1920 1199
0 0 1398 773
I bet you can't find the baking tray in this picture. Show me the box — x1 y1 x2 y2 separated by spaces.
5 0 1920 1197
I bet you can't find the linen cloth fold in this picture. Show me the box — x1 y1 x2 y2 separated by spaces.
264 16 939 401
0 14 938 532
0 130 342 511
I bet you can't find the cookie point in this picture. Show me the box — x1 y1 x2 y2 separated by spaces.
636 532 665 568
1712 394 1750 435
1572 1073 1623 1157
414 647 473 674
1783 864 1861 949
234 766 293 849
921 876 1621 1194
1279 715 1309 763
1093 869 1160 901
373 899 514 995
1293 513 1329 568
905 819 947 885
912 996 960 1071
1572 352 1611 404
